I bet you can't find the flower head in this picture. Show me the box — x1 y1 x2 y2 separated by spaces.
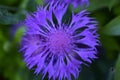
45 0 89 7
20 2 99 80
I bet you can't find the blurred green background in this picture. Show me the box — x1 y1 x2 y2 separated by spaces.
0 0 120 80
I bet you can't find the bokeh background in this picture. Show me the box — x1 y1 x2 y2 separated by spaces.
0 0 120 80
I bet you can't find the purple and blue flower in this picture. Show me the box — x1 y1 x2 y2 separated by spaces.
20 2 99 80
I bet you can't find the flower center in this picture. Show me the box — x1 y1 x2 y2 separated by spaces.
49 30 71 51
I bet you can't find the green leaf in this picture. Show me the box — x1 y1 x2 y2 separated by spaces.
88 0 119 11
100 34 119 50
102 16 120 36
35 0 43 5
108 0 119 10
100 34 119 59
3 41 11 52
0 9 19 25
0 0 20 6
88 0 107 11
19 0 29 9
14 26 25 43
113 3 120 16
26 0 37 12
114 54 120 80
107 68 114 80
0 30 5 41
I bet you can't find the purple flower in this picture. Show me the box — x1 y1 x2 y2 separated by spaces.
20 2 99 80
45 0 89 7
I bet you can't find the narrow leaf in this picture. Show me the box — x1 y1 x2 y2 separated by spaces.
102 16 120 36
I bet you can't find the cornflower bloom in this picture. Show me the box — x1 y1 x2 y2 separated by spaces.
20 2 99 80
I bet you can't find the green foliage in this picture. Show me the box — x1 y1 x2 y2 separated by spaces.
100 34 119 61
20 0 29 9
0 0 120 80
88 0 119 11
113 3 120 16
0 0 20 6
102 16 120 36
26 0 37 12
114 54 120 80
0 9 19 25
108 0 119 10
35 0 43 5
14 26 25 43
